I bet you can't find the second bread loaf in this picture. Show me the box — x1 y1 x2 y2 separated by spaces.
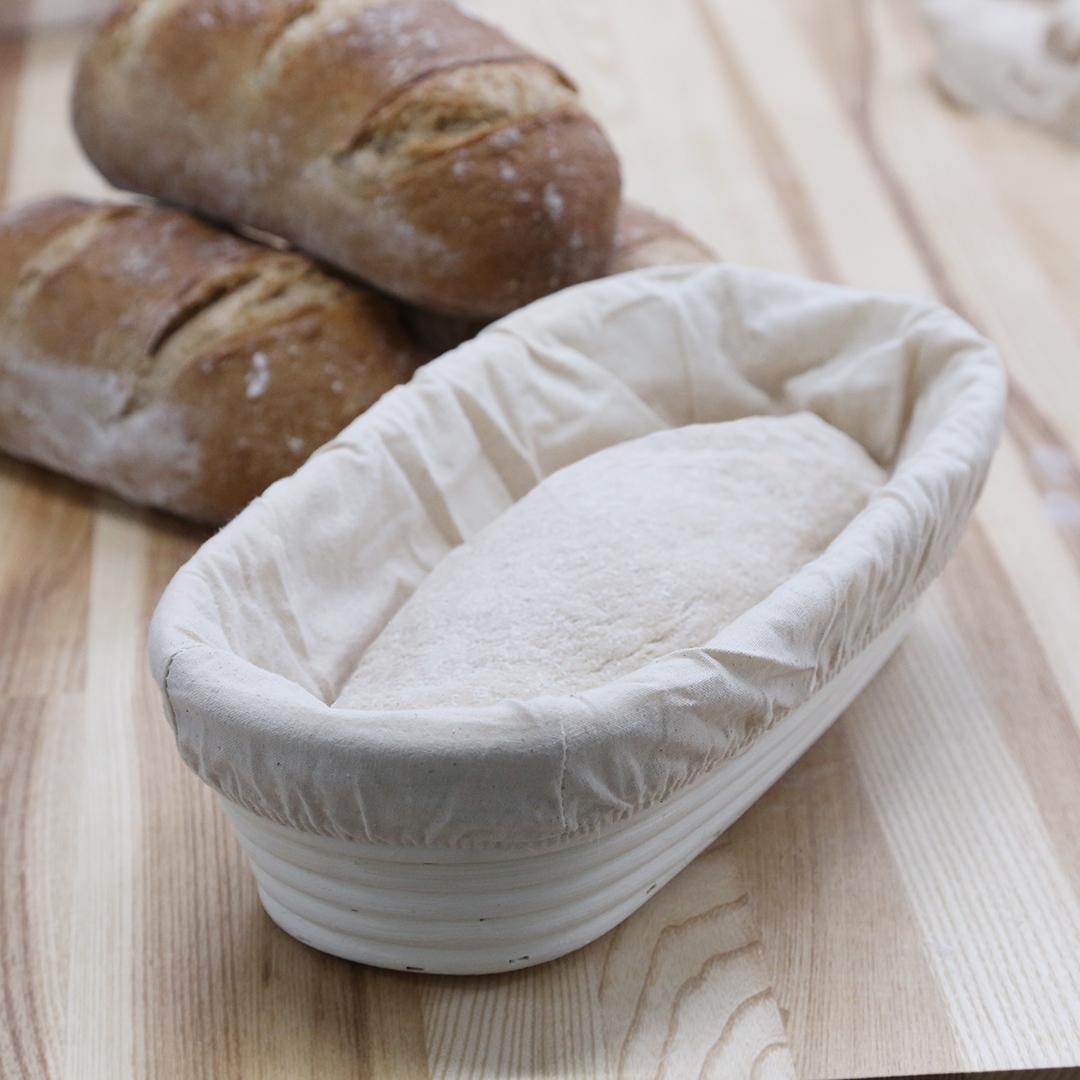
73 0 622 318
608 202 716 275
403 199 718 355
0 197 422 523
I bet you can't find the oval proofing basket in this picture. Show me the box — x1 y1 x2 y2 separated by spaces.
149 264 1005 975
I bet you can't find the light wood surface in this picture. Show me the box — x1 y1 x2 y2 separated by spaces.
2 2 1080 1078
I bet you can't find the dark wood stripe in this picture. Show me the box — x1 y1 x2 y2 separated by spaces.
848 3 966 315
693 0 842 284
899 1070 1080 1080
0 461 95 698
0 698 55 1080
0 33 25 204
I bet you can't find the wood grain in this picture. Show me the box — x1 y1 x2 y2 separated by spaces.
1 3 1079 1078
0 36 24 205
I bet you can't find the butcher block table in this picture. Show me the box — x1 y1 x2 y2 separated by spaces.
2 2 1080 1078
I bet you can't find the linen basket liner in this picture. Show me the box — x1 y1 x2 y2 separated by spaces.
149 264 1006 850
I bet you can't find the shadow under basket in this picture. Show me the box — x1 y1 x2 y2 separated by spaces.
150 264 1005 974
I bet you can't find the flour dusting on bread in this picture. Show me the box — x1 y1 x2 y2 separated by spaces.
0 352 200 505
0 197 422 522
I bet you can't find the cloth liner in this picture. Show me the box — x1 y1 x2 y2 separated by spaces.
149 264 1006 851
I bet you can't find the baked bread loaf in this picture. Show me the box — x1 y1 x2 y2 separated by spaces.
608 201 716 275
0 197 421 523
404 199 717 355
335 413 883 710
73 0 622 318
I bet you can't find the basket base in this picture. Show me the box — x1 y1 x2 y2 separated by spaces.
221 613 912 975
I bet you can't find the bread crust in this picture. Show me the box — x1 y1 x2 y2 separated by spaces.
608 202 716 275
403 199 717 354
73 0 622 317
0 197 421 522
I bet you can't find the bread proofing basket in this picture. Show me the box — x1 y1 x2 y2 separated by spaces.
149 264 1005 975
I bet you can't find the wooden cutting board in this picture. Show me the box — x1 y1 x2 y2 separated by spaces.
2 2 1079 1078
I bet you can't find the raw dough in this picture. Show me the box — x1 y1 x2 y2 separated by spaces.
925 0 1080 142
336 413 884 711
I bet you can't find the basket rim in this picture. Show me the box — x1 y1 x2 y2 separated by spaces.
149 263 1006 849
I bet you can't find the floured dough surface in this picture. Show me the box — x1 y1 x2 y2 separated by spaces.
925 0 1080 142
335 413 884 711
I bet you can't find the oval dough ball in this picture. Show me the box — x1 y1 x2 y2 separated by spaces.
336 412 885 710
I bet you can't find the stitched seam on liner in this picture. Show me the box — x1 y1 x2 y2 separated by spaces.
220 599 919 854
223 604 917 856
159 642 208 735
535 593 922 852
555 714 568 833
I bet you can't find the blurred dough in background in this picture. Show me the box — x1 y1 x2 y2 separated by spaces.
925 0 1080 142
0 0 112 31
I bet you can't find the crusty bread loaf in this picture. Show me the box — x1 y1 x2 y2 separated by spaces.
608 201 716 275
0 197 421 523
335 413 883 710
403 199 717 355
72 0 622 318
